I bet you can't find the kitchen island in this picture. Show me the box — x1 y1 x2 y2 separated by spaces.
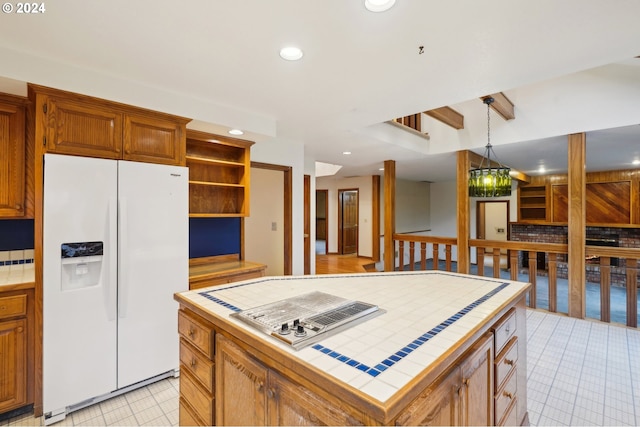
174 271 530 426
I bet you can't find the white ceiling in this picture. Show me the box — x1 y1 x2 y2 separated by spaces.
1 0 639 182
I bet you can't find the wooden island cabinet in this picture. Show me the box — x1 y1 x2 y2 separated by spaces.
175 271 530 426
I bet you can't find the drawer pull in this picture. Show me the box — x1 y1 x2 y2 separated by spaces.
504 358 514 366
504 325 510 335
257 382 264 392
503 391 514 399
191 358 197 369
267 389 275 399
188 328 195 339
462 378 470 387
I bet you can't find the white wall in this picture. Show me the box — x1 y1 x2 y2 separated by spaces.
244 168 284 276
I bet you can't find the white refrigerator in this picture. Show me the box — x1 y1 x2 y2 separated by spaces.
43 153 188 422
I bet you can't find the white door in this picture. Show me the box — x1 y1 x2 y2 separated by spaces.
43 154 118 413
117 161 188 388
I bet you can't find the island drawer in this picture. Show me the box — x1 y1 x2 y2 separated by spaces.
180 370 214 425
497 396 518 426
179 397 206 426
179 310 215 358
492 308 516 355
494 336 518 390
180 338 214 393
495 368 517 422
0 294 27 320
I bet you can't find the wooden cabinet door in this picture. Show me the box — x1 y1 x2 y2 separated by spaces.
459 334 494 426
123 113 185 165
395 367 461 426
0 97 26 217
268 371 364 426
45 96 123 159
0 318 27 413
216 334 268 426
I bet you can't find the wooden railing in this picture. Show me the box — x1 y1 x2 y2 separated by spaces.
392 233 640 328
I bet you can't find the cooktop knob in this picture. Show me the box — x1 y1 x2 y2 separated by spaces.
294 324 307 337
278 323 291 335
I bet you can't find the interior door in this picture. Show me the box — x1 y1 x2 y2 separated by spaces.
339 189 358 255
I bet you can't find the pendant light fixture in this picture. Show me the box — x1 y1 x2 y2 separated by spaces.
468 97 512 197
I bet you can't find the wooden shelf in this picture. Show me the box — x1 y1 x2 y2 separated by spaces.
518 185 547 222
186 130 254 217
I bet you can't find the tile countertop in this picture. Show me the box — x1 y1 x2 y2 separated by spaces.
175 270 530 404
0 249 35 289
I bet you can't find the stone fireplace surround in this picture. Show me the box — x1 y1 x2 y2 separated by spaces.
510 224 640 287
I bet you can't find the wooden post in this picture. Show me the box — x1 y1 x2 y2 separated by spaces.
457 151 471 273
567 133 586 319
383 160 396 272
372 175 380 263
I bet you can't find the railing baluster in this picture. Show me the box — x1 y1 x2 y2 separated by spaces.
600 256 611 323
445 245 452 272
420 242 427 271
528 251 538 309
548 253 558 313
510 251 518 281
398 241 404 271
409 242 415 271
433 243 439 271
626 258 638 328
477 248 485 277
492 248 501 279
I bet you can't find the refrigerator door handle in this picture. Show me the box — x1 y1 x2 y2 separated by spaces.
118 197 128 319
105 197 117 321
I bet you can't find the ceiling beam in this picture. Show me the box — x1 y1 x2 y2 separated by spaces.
424 106 464 130
481 92 515 120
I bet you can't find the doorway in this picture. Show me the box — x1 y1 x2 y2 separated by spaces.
245 162 292 275
338 189 358 255
476 200 509 268
315 190 328 255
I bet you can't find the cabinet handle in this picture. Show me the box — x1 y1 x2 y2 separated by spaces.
504 358 514 366
267 389 275 399
190 358 197 369
503 391 514 399
17 326 24 333
505 325 510 335
188 328 195 339
15 204 22 210
256 382 264 392
462 378 470 387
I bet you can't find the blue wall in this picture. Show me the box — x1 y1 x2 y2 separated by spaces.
0 219 34 250
189 217 241 258
0 218 239 258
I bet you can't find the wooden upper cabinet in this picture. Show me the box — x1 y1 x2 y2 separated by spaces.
43 96 123 159
123 113 185 165
29 84 189 166
0 93 27 218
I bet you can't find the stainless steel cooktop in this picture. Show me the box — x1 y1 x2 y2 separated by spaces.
230 291 385 350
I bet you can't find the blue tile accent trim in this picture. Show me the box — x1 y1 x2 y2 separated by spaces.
195 273 511 378
0 258 34 266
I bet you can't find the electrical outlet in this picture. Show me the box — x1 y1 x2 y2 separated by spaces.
271 222 277 231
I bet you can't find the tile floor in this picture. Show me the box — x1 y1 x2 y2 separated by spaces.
3 309 640 426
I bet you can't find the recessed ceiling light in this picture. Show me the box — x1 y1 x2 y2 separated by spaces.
633 159 640 166
279 46 303 61
228 129 244 136
342 151 352 155
538 166 546 174
364 0 396 12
